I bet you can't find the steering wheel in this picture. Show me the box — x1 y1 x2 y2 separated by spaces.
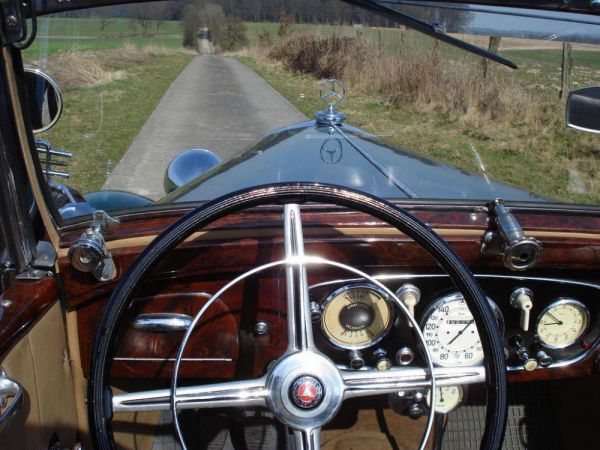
88 183 507 450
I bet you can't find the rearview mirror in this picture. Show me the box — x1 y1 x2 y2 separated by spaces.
566 87 600 134
23 67 63 133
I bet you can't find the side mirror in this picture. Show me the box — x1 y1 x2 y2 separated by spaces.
23 67 63 133
566 86 600 134
164 148 221 194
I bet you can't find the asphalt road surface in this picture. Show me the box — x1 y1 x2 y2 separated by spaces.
103 54 306 200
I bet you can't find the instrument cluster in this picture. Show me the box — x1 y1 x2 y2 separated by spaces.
310 274 600 375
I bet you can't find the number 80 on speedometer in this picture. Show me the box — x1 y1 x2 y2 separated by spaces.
420 293 504 367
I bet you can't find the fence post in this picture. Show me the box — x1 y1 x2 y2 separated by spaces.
560 42 573 100
482 35 501 79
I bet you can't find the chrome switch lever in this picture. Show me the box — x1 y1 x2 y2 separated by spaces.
0 368 24 433
510 288 533 332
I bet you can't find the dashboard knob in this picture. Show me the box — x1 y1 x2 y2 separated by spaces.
376 358 393 371
510 335 538 371
396 284 420 327
396 347 415 366
408 402 425 420
536 350 553 367
349 351 365 370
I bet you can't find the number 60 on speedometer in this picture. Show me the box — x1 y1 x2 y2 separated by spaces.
420 293 504 367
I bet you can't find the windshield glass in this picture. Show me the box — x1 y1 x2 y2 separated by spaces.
22 0 600 219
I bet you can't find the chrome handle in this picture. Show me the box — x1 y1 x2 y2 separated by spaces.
131 313 193 332
0 368 24 433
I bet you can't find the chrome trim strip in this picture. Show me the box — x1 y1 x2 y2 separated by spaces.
113 357 232 362
131 313 193 332
309 273 600 292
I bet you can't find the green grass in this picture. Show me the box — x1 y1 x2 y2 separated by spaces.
236 37 600 204
41 52 194 194
23 17 183 58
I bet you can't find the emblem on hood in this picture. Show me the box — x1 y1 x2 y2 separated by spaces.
320 79 346 108
315 79 346 125
320 138 343 164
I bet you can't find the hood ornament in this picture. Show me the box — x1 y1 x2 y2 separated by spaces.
315 79 346 125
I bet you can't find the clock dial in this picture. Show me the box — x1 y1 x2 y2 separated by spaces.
536 299 589 349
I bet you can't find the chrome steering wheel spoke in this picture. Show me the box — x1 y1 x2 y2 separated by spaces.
342 366 485 400
284 204 314 353
292 427 321 450
112 377 269 413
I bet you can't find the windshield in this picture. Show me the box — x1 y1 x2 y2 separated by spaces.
22 0 600 220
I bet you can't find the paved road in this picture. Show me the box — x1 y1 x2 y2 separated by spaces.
103 54 306 200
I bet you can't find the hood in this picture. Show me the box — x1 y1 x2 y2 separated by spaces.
160 121 545 204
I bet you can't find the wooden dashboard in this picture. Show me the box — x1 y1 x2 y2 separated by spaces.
55 204 600 382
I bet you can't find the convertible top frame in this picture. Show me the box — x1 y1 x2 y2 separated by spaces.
33 0 600 17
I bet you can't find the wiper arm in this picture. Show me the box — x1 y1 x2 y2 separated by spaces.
341 0 518 69
329 121 418 198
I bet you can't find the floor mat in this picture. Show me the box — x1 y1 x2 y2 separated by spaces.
441 384 561 450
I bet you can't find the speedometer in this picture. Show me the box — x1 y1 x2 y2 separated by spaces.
321 284 392 349
421 292 503 367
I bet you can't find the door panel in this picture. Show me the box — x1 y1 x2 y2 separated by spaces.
0 300 78 449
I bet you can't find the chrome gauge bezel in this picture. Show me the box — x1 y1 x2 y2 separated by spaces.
320 283 394 350
535 298 590 349
419 292 504 367
426 385 465 414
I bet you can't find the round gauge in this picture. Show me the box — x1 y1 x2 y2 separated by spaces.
427 385 464 414
321 284 392 350
421 292 504 367
536 299 589 349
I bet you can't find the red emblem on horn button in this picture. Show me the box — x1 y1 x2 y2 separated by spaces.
290 375 324 409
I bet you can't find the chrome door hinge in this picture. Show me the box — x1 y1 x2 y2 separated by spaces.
480 199 542 271
15 241 57 280
68 210 119 281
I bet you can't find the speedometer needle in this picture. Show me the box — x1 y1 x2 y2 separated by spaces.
447 320 475 345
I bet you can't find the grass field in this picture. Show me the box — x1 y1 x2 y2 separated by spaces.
23 17 182 58
22 17 190 194
235 25 600 204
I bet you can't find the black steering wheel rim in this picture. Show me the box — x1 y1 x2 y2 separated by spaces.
88 182 507 450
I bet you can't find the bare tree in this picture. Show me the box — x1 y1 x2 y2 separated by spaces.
199 3 225 42
181 4 200 48
129 4 153 34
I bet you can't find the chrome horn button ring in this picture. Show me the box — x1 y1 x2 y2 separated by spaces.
267 351 344 428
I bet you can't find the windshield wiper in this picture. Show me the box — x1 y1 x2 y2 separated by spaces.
328 121 419 198
342 0 518 69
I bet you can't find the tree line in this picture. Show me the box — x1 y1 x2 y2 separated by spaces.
61 0 472 32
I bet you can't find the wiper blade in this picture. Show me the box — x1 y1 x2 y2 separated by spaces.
341 0 518 69
329 121 419 198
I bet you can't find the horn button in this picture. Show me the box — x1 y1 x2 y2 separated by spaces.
267 352 344 428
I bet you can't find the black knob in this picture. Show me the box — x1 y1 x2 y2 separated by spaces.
536 350 553 367
408 403 424 420
510 335 537 371
349 351 365 370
